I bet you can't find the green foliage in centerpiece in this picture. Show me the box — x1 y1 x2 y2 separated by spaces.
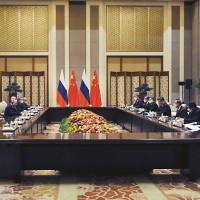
59 109 117 134
59 118 75 133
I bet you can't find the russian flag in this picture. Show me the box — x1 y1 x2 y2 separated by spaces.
79 69 90 107
56 69 68 107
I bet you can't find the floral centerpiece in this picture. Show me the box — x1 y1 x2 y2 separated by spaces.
59 109 117 134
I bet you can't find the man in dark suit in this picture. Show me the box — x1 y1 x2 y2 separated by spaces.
4 99 21 119
10 96 17 103
157 96 171 117
133 94 144 108
184 102 200 123
174 99 188 118
16 97 24 112
21 97 30 110
143 96 151 111
149 97 159 112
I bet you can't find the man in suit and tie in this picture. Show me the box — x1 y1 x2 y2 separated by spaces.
174 99 188 118
184 102 200 123
157 96 171 117
133 94 144 108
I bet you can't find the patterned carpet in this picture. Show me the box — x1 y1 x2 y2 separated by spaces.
0 170 200 200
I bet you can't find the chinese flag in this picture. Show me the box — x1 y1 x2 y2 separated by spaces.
90 70 102 107
68 70 79 107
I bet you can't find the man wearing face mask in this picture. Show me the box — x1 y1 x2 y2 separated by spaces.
133 94 144 108
157 96 171 117
143 96 150 111
174 99 188 118
184 102 200 123
149 97 159 112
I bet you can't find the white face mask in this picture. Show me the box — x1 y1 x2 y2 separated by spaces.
188 108 192 112
144 100 147 103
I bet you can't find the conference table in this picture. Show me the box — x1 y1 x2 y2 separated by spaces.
0 107 200 182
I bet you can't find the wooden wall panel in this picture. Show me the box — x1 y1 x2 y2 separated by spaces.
32 74 39 106
135 7 148 51
107 6 163 52
117 73 125 106
34 57 48 106
160 72 169 102
110 72 117 107
0 7 4 51
146 72 155 97
0 56 48 106
34 6 48 51
125 72 132 106
107 6 120 51
0 6 48 52
20 7 34 51
7 58 33 71
5 7 19 51
149 57 162 71
0 71 45 107
149 7 164 51
1 74 9 102
24 75 31 105
107 57 121 106
109 71 169 106
122 57 147 72
132 72 140 103
0 58 5 71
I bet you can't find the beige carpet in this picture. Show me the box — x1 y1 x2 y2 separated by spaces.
0 170 200 200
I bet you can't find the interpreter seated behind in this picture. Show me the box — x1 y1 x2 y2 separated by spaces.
143 96 151 112
133 94 144 108
184 102 200 124
174 99 188 118
148 97 159 112
21 97 30 110
157 96 171 117
16 97 25 112
4 99 21 119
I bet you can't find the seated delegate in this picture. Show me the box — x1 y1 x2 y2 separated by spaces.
143 96 151 112
133 94 144 108
148 96 159 112
21 97 30 110
16 97 25 112
4 99 21 119
184 102 200 124
174 99 188 118
10 96 17 103
157 96 171 117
